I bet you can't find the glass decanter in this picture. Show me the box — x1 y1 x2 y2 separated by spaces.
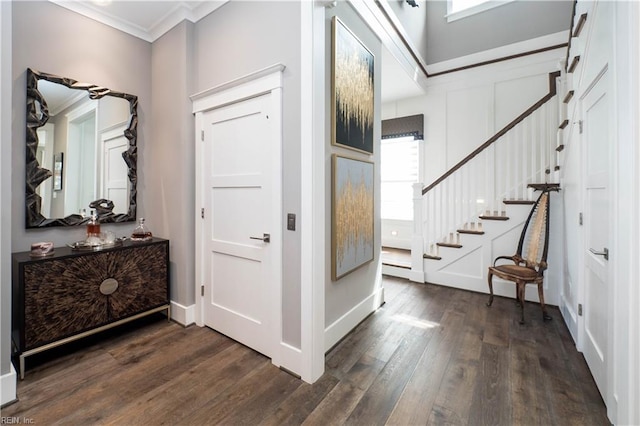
131 218 152 241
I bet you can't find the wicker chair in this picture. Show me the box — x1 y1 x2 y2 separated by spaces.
486 184 559 324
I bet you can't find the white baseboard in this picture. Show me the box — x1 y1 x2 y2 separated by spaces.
409 270 424 283
560 294 578 344
324 286 385 352
1 363 17 406
170 300 195 326
277 342 302 379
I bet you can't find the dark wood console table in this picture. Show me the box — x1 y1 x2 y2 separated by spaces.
12 238 170 379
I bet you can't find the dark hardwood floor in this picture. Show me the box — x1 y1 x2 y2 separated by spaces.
2 277 609 425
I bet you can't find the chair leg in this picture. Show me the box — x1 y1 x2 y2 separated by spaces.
538 282 552 321
518 282 525 324
487 271 494 307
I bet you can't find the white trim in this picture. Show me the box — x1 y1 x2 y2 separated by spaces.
381 265 413 280
48 90 86 117
1 2 13 398
279 342 302 377
192 64 286 372
170 301 195 326
0 363 17 406
426 31 569 75
65 97 96 122
191 64 286 113
324 286 385 352
193 111 204 328
299 1 326 384
49 0 228 43
560 294 578 343
353 0 429 94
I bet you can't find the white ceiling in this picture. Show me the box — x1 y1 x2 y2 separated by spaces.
49 0 424 103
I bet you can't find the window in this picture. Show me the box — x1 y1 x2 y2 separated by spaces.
381 136 420 221
447 0 514 22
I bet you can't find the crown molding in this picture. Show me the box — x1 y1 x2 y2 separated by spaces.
49 1 228 43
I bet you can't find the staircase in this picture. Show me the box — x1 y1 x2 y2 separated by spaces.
406 71 564 298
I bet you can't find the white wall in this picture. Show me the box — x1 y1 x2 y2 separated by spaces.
382 49 565 188
10 1 152 249
191 0 303 349
420 0 572 65
149 20 195 315
560 1 640 423
381 219 412 249
613 3 640 422
0 0 16 406
382 50 565 305
6 1 151 402
324 3 384 351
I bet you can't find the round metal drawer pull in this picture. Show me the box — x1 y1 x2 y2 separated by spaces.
100 278 119 295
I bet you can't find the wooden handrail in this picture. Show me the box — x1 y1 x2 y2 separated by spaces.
422 70 561 195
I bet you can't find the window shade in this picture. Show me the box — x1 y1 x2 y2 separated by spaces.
381 114 424 140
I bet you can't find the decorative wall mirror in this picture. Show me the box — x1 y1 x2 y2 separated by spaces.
26 68 138 228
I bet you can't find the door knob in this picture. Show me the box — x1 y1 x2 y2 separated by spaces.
250 233 270 243
589 247 608 260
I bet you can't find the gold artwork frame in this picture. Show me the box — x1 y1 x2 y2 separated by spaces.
332 154 375 280
332 16 375 154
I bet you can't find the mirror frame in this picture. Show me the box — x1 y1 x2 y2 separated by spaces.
26 68 138 228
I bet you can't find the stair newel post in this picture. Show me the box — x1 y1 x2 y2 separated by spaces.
411 182 425 282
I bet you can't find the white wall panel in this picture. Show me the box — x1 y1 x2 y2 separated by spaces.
494 74 548 130
446 85 492 168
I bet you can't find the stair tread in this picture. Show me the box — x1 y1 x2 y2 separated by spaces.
436 242 463 248
528 183 561 191
423 254 442 260
479 215 510 221
563 90 574 104
382 261 411 270
457 229 485 235
503 199 535 205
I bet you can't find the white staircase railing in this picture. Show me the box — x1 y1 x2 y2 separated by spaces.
411 72 562 279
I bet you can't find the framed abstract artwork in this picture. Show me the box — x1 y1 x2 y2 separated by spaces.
332 154 375 280
332 17 375 154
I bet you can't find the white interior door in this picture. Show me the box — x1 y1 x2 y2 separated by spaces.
200 93 281 359
581 70 610 401
101 126 129 214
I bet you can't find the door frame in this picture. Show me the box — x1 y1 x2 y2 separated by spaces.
192 64 285 369
99 123 129 215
